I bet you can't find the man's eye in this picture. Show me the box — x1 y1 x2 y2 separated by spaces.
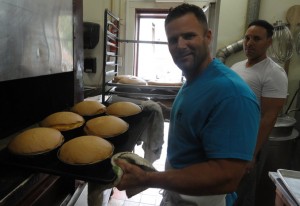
253 37 261 41
183 34 194 40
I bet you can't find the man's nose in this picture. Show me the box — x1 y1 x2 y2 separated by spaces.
177 37 187 48
246 38 255 46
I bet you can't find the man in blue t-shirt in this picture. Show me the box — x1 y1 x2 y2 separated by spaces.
114 3 260 206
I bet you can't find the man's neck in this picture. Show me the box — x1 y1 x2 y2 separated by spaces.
185 57 213 83
246 56 267 68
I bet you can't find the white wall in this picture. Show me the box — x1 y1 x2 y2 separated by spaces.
217 0 248 49
83 0 111 88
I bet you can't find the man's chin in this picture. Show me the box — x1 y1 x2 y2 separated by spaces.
176 61 191 70
245 51 256 58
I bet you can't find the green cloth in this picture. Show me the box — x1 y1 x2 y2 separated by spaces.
111 152 157 197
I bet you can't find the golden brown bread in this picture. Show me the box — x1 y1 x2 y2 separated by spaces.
8 127 64 155
113 75 147 85
40 111 85 131
58 135 113 165
106 102 142 117
147 80 183 87
84 115 129 138
112 75 131 83
71 101 106 116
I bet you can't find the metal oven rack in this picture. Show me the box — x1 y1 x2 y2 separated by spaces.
107 81 180 100
102 9 181 103
102 9 120 103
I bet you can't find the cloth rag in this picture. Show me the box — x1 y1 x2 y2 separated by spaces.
87 152 157 205
111 151 157 198
139 100 165 163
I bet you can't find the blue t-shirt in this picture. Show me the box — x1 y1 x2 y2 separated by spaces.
167 58 260 169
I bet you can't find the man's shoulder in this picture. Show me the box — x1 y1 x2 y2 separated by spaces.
264 57 287 75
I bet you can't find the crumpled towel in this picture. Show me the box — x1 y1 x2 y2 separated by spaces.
111 151 157 198
87 152 157 205
139 100 165 163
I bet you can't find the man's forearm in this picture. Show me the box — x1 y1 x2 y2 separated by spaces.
145 159 247 196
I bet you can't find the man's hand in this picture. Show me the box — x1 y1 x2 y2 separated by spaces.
114 159 149 191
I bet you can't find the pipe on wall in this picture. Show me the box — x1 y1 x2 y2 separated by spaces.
216 0 261 63
245 0 261 30
215 39 243 63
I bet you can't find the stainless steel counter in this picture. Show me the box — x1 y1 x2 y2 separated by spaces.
269 170 300 206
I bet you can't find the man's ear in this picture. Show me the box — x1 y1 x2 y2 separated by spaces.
206 29 212 43
267 37 272 47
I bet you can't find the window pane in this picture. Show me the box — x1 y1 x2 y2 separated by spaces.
137 18 182 82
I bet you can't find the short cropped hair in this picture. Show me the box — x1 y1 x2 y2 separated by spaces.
165 3 208 32
248 19 274 38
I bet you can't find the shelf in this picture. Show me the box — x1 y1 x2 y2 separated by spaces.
109 87 177 99
107 81 181 91
107 21 119 30
102 9 120 103
106 51 118 56
107 41 118 48
105 70 117 77
107 31 118 40
106 61 118 66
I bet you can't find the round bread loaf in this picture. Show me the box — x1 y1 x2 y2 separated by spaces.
106 102 142 117
40 111 85 131
84 116 129 138
147 80 183 87
58 135 114 165
71 101 106 116
112 75 131 83
8 127 64 155
117 76 147 85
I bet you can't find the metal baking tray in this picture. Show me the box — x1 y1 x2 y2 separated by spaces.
0 146 116 184
107 81 181 91
0 110 153 184
277 169 300 205
109 87 177 99
269 172 298 206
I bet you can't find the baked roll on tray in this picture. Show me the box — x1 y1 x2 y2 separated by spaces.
84 115 129 138
106 101 142 117
112 75 147 85
40 111 85 140
71 100 106 121
8 127 64 156
58 135 114 165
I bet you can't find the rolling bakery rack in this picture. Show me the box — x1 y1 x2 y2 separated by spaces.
102 9 182 104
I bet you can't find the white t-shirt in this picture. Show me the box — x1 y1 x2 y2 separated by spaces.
231 57 288 104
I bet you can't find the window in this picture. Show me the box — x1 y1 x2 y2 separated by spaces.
135 10 182 82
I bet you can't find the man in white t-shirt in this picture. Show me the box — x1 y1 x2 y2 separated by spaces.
231 20 288 206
